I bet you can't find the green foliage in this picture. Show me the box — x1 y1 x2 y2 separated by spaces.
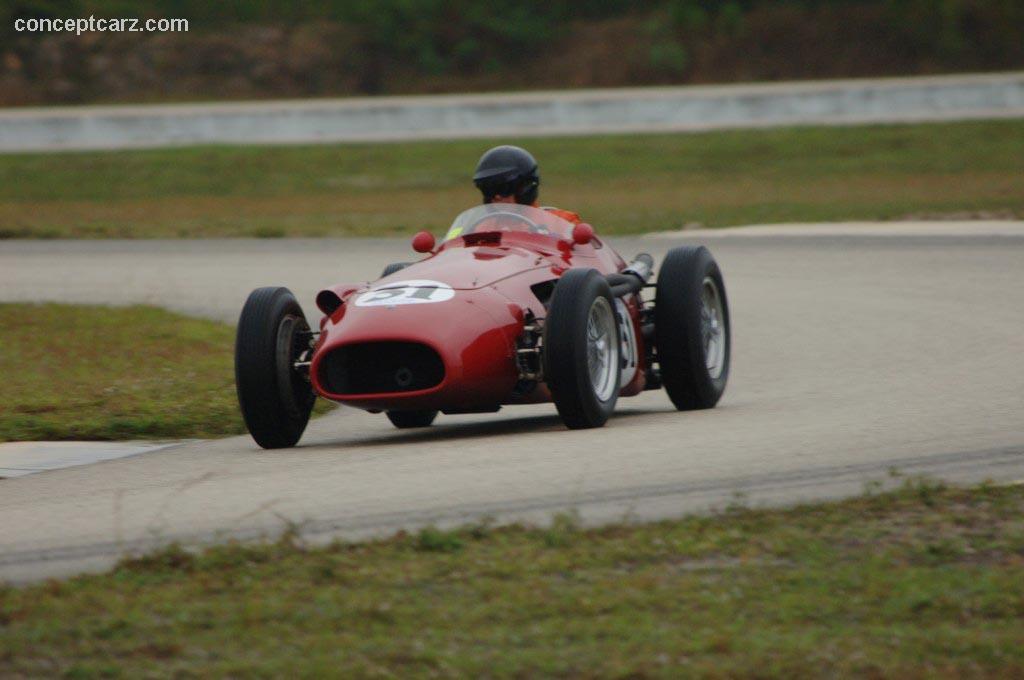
3 0 557 77
716 1 745 35
648 39 689 77
4 0 1022 89
666 0 710 32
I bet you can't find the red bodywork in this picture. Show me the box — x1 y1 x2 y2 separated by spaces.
309 209 648 414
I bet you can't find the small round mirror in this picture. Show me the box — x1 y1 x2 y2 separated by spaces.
572 223 595 246
412 231 436 253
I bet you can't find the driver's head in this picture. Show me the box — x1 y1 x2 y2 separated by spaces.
473 145 540 205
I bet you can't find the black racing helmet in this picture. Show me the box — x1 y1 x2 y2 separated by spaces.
473 145 540 205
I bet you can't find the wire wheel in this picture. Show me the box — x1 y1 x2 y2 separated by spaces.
654 246 731 411
700 276 727 380
543 268 621 429
586 297 618 402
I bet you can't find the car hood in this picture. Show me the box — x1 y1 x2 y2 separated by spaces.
377 243 557 291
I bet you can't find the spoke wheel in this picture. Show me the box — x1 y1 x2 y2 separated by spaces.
700 276 727 380
586 297 618 402
654 246 731 410
543 268 621 429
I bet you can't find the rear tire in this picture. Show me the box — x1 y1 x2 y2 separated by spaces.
655 246 730 410
386 410 438 429
543 269 621 429
235 287 316 449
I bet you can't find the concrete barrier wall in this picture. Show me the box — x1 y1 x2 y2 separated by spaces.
1 72 1022 152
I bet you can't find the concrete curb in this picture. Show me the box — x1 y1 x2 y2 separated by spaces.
0 440 193 478
1 71 1022 152
645 220 1024 239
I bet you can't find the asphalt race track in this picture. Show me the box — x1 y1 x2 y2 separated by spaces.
2 222 1023 582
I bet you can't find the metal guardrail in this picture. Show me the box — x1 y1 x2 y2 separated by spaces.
1 71 1022 152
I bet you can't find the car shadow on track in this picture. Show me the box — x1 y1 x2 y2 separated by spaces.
297 407 671 451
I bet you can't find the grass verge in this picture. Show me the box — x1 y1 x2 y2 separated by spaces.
1 120 1022 238
1 480 1022 677
1 303 246 440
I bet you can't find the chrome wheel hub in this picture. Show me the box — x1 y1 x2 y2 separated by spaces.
586 297 618 402
700 276 726 380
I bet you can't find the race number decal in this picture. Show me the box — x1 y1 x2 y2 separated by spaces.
354 279 455 307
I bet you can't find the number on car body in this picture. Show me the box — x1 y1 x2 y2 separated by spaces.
354 280 456 307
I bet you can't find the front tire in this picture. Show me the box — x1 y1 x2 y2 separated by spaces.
543 269 621 429
235 287 316 449
655 246 730 410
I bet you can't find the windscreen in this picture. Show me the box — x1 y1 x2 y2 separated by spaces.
444 204 574 242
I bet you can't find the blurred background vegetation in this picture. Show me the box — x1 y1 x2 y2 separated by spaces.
2 0 1023 105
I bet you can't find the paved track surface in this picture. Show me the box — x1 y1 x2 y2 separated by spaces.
2 222 1023 583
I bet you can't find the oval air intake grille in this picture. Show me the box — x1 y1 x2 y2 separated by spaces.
319 342 444 395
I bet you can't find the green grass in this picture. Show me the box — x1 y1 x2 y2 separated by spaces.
1 120 1022 238
0 303 249 440
1 480 1022 677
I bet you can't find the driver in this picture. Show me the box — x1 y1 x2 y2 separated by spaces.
472 145 582 225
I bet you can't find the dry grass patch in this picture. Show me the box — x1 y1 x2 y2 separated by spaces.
0 303 329 441
2 120 1022 239
1 481 1022 677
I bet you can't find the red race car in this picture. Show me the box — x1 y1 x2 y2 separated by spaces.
235 204 730 448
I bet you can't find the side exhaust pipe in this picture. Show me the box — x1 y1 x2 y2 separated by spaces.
607 253 654 297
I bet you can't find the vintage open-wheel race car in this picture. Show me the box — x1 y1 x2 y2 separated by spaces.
235 203 730 448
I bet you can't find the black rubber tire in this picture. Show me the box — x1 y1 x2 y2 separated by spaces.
386 410 439 429
654 246 731 410
235 287 316 449
543 268 621 429
381 262 412 278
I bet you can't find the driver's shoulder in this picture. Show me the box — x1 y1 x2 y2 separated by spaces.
541 206 582 224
